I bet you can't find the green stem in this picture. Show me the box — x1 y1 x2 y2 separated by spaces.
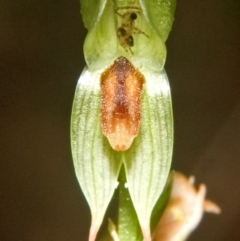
118 166 142 241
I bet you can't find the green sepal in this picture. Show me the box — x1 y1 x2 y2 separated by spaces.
123 69 174 241
150 172 173 234
71 67 122 241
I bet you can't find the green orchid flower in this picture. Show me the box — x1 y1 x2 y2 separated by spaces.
71 0 176 240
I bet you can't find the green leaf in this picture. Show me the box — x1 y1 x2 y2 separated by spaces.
79 0 107 30
139 0 177 42
71 67 122 241
123 69 174 241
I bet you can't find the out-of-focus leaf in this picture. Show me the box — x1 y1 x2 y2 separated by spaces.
140 0 176 41
124 69 174 241
71 68 122 241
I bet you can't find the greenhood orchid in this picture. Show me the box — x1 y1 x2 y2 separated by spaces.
71 0 176 240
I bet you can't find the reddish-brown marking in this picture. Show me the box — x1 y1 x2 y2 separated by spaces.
100 56 145 151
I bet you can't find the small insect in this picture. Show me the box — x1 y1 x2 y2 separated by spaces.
115 4 149 54
100 56 145 151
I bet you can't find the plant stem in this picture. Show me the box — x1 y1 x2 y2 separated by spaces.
118 166 142 241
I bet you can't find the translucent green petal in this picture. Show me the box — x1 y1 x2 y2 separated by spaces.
71 68 122 241
79 0 107 30
139 0 176 41
83 0 166 71
123 69 173 241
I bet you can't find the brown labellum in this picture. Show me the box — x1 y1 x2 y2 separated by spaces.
100 56 145 151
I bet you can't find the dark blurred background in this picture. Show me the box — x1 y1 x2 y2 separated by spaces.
0 0 239 240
